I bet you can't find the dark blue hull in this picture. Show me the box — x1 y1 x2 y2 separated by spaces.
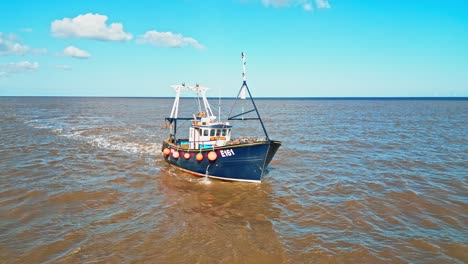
162 140 281 182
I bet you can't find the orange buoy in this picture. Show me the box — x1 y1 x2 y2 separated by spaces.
208 151 217 161
163 148 170 156
172 151 180 159
184 152 190 160
196 153 203 161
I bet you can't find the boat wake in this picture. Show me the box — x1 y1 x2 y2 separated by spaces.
63 131 161 155
163 166 214 185
24 119 162 155
202 165 212 185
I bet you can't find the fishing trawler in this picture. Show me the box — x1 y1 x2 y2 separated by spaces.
161 53 281 182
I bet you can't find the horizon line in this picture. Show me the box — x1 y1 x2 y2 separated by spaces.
1 96 467 100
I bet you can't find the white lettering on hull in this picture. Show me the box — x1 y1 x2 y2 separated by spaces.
220 149 235 158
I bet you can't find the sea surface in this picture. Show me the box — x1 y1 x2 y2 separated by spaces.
0 97 467 263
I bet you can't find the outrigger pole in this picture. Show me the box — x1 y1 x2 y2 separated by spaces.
228 52 270 141
167 83 192 141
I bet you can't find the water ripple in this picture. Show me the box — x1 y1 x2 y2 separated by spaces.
0 98 466 263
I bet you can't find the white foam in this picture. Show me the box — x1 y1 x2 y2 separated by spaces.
25 119 57 130
90 136 161 154
25 118 163 155
201 177 212 185
63 131 162 155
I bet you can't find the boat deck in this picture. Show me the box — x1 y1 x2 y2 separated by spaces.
165 137 270 151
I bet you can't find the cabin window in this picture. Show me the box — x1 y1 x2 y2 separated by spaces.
203 129 208 136
210 129 215 136
216 129 221 136
222 129 227 136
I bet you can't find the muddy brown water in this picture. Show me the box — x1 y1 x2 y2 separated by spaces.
0 97 467 263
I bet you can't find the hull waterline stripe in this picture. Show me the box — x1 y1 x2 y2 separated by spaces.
169 165 261 183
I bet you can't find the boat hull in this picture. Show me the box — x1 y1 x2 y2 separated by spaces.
162 140 281 182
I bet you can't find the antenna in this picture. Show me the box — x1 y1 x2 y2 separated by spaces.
218 87 221 121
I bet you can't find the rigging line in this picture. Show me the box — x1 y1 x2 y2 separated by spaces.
211 97 230 121
191 94 199 113
244 82 269 140
228 109 256 120
175 119 191 134
226 83 245 119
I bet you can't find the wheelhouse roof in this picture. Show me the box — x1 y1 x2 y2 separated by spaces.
192 124 232 129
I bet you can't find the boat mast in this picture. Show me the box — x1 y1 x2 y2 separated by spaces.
229 52 270 140
242 52 247 82
170 83 186 118
241 53 247 120
168 84 186 140
201 87 215 118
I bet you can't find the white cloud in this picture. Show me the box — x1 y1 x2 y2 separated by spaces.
0 32 29 56
303 2 313 11
262 0 291 7
51 13 132 41
137 30 204 50
63 46 91 59
260 0 330 10
7 33 20 42
315 0 331 9
0 61 39 77
0 32 48 56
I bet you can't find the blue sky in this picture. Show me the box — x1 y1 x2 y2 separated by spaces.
0 0 467 97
